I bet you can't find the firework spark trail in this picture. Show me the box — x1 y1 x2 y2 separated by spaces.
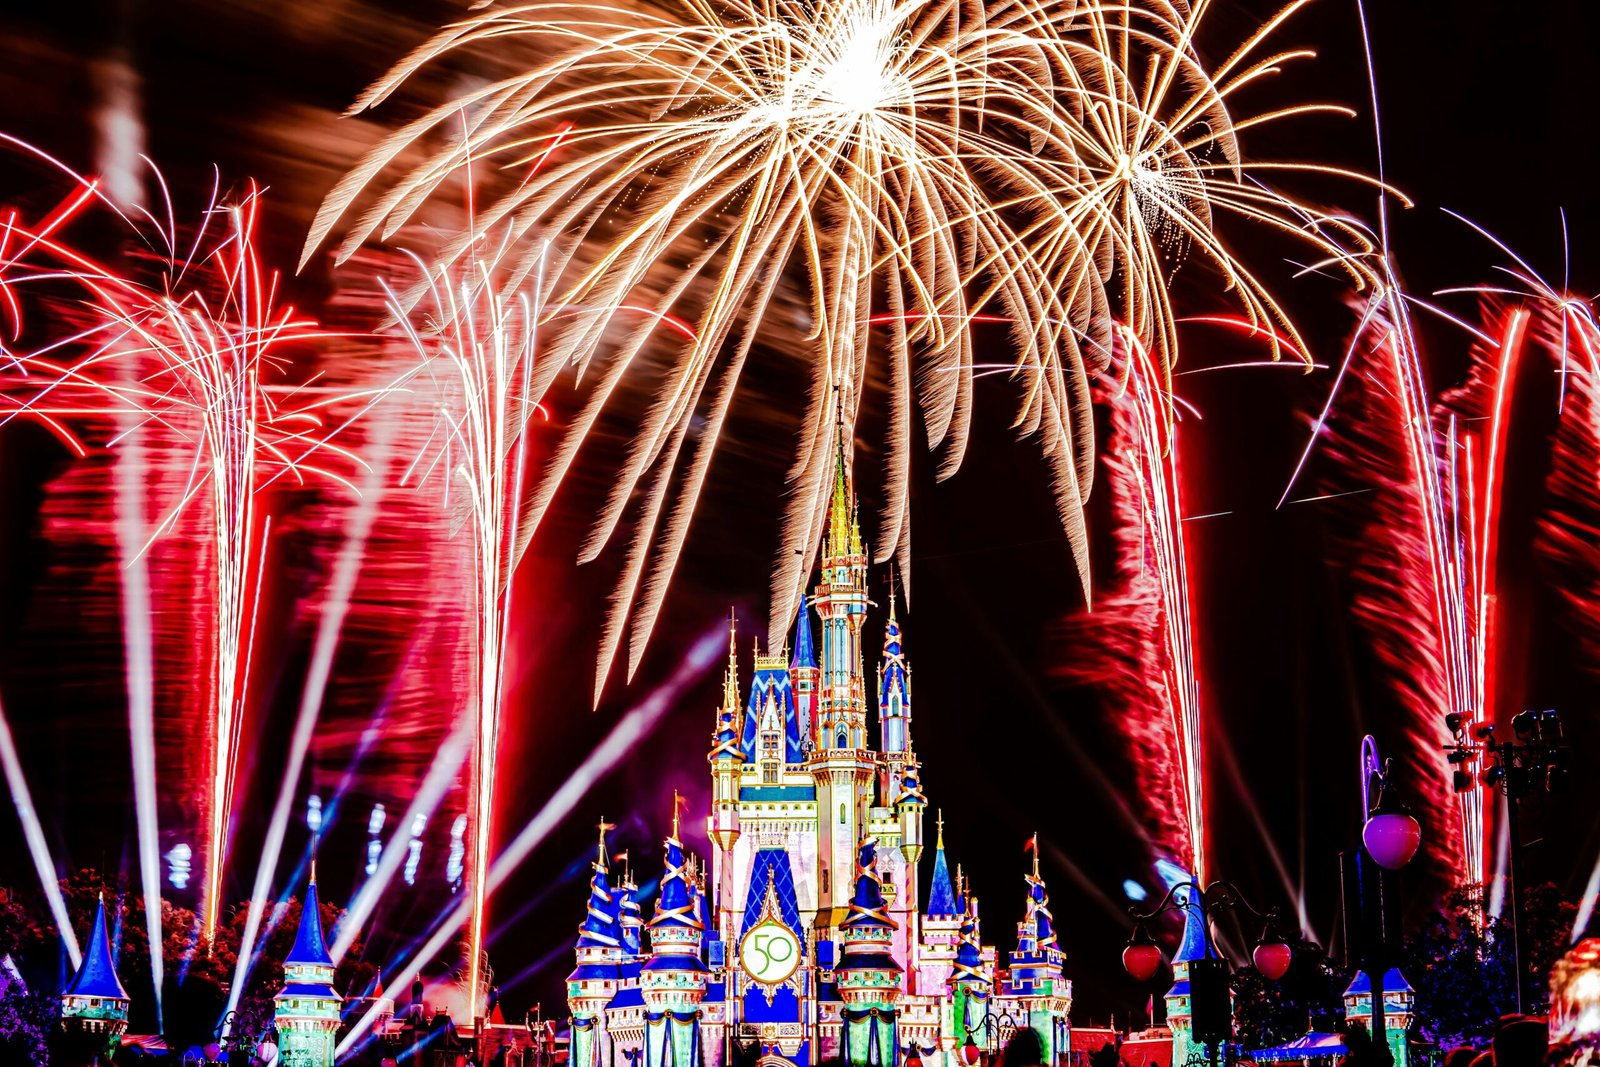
379 231 548 1020
1304 273 1528 888
0 694 80 968
333 625 725 1060
0 151 368 941
305 0 1390 677
221 446 386 1035
1052 328 1203 881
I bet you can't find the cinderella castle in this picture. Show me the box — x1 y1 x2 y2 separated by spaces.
563 455 1073 1067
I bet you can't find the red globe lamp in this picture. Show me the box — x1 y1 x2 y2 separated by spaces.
906 1049 924 1067
1362 796 1422 871
1122 922 1164 983
960 1038 982 1066
1251 925 1293 981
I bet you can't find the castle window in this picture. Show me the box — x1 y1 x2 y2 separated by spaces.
839 803 846 825
837 727 847 749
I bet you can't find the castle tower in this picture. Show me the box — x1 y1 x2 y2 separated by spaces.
59 895 130 1063
619 861 644 959
835 836 903 1067
810 446 878 931
642 803 708 1067
1003 840 1071 1064
274 873 343 1067
877 591 912 770
1343 968 1414 1067
568 822 625 1067
918 814 962 996
1166 887 1210 1067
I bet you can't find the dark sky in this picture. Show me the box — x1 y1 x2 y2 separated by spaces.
1 0 1598 1031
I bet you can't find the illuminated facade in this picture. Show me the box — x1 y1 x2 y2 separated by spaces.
566 456 1072 1067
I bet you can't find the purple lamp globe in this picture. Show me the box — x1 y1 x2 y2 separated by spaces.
1362 808 1422 870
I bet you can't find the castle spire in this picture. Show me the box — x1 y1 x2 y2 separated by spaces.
926 811 958 919
723 611 739 713
275 873 342 1066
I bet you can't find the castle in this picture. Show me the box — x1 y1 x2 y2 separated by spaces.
564 455 1072 1067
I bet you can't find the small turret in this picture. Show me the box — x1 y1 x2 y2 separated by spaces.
567 820 625 1031
1166 885 1211 1067
641 795 708 1016
834 836 903 1005
1344 968 1414 1067
274 871 343 1067
60 895 130 1062
618 857 644 959
894 758 927 866
1004 837 1066 997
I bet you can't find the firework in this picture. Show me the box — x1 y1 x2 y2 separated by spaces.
1053 328 1204 880
304 0 1387 680
0 147 360 941
377 229 548 1021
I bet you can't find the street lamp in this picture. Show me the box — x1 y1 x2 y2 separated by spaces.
1345 736 1421 1067
1121 880 1292 1067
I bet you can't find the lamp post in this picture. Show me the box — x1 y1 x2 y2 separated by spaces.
1345 736 1421 1067
1446 708 1569 1013
960 1008 1020 1066
1121 881 1292 1067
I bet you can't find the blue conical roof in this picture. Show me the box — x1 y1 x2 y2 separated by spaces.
64 896 128 1000
879 610 909 715
926 825 957 919
952 906 989 986
576 859 622 950
619 880 643 956
792 595 815 671
287 879 335 969
648 837 700 931
1173 885 1210 964
840 837 892 931
895 760 927 807
1026 873 1058 953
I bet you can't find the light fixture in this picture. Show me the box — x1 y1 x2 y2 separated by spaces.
1122 922 1164 983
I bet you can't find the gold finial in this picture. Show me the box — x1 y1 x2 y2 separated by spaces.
598 817 614 868
936 810 944 850
1029 832 1040 881
671 789 684 841
310 852 318 886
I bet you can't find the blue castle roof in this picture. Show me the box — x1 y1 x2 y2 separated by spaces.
792 595 815 671
619 881 643 956
840 838 892 932
648 837 699 931
1029 875 1058 953
895 761 927 807
952 907 989 986
1344 968 1412 996
740 666 805 764
926 826 958 919
879 609 909 716
65 896 128 1001
1173 886 1210 965
576 859 622 950
287 879 336 969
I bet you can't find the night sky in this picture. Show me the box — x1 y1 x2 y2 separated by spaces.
1 0 1598 1031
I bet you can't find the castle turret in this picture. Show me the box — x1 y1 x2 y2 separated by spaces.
619 860 644 959
1004 840 1071 1065
274 873 343 1067
950 897 994 1061
926 817 957 922
1166 886 1211 1067
59 895 130 1063
810 444 878 932
835 836 902 1067
568 822 625 1067
642 800 708 1067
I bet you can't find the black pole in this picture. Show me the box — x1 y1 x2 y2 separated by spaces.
1505 790 1526 1015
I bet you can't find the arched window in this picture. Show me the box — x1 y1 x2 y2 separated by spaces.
837 727 847 749
839 802 847 825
